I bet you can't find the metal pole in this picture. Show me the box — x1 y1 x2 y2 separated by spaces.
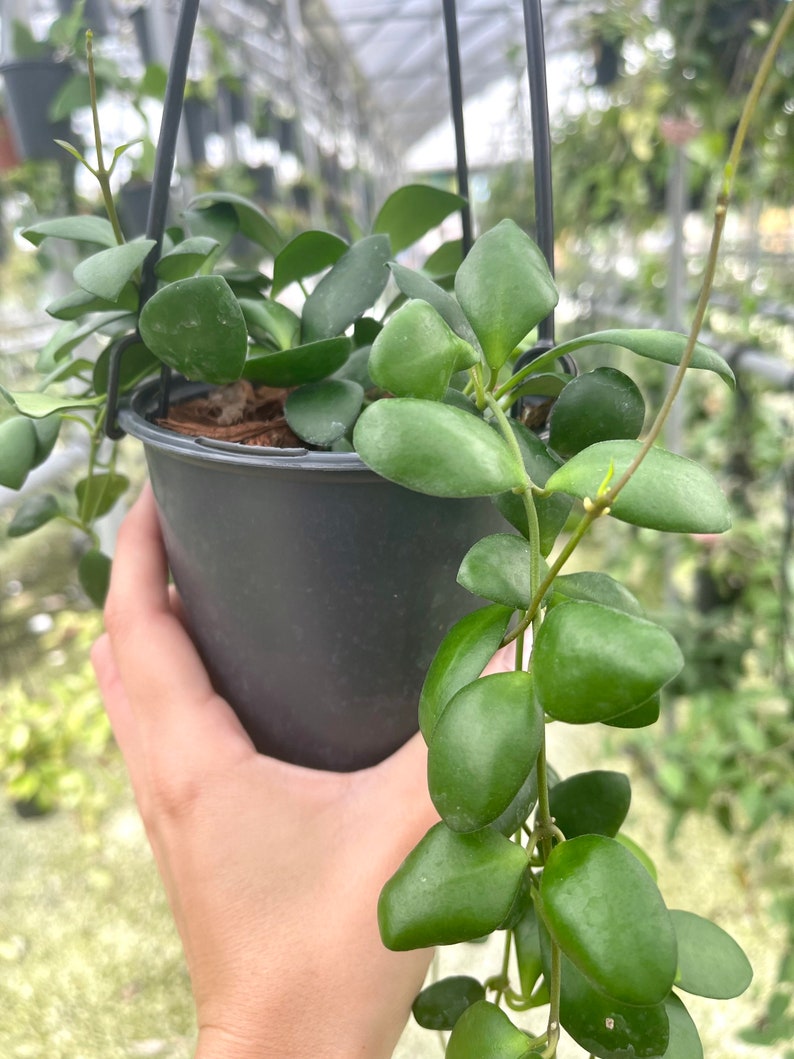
441 0 473 255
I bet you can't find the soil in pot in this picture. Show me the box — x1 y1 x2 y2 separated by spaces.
156 381 303 447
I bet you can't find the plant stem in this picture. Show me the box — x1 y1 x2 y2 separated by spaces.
86 33 125 245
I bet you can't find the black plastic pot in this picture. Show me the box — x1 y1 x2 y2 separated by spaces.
119 379 503 772
0 60 73 162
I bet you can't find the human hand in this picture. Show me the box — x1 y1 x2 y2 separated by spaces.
92 485 439 1059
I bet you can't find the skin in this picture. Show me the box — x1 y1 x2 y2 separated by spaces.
91 484 444 1058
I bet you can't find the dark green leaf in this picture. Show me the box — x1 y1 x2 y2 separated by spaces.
239 297 300 350
457 533 533 609
187 192 284 254
285 380 363 446
154 236 219 281
507 371 572 403
548 770 631 840
661 993 703 1058
372 184 465 254
549 368 646 457
550 571 644 616
271 230 348 296
183 202 239 252
419 605 513 741
75 473 129 522
514 904 544 998
388 262 480 350
455 220 558 370
0 417 37 489
243 337 351 387
378 822 528 949
412 976 485 1031
603 693 661 729
302 235 391 342
7 494 60 537
139 276 248 384
353 398 524 498
428 671 543 832
78 549 111 608
446 1001 533 1058
74 240 155 302
93 341 158 396
671 910 753 999
540 835 677 1006
22 215 118 248
491 764 541 837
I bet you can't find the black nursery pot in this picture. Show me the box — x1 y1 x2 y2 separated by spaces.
119 379 502 772
0 60 73 162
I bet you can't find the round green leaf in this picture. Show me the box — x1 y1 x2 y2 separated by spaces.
243 337 351 387
661 993 703 1058
353 398 524 498
670 910 753 999
378 822 528 950
74 239 156 302
549 368 645 457
533 601 684 724
302 234 391 342
445 1000 534 1059
7 494 61 538
540 835 678 1006
372 184 465 254
285 380 363 446
544 440 732 534
412 976 485 1031
0 416 37 489
139 275 248 384
428 671 543 833
272 230 348 296
419 605 513 741
78 549 112 608
550 571 644 617
455 220 558 371
369 300 478 401
548 770 631 840
457 533 533 609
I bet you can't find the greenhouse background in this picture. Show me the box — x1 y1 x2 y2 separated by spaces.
0 1 792 1056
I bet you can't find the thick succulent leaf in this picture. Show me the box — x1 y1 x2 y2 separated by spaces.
7 494 61 538
183 201 239 252
549 571 644 617
31 415 62 467
78 549 111 608
378 822 528 950
602 693 661 730
661 993 703 1058
139 275 248 384
154 236 219 281
22 215 117 248
75 473 129 522
539 923 671 1059
73 239 155 302
302 234 391 342
457 533 533 609
239 297 300 350
548 770 631 839
0 416 37 489
187 192 284 254
428 671 543 833
533 601 683 724
45 286 139 320
271 230 348 296
353 398 524 498
490 764 541 837
369 300 478 401
243 337 351 387
514 904 544 998
445 1001 534 1059
671 910 753 999
615 834 658 880
418 605 513 741
552 329 735 388
412 976 485 1031
372 184 465 254
423 238 463 277
0 387 103 418
285 380 363 446
389 262 480 350
455 220 558 370
540 835 678 1006
549 368 646 457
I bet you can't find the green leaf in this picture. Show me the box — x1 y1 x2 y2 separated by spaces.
354 398 524 498
548 368 646 457
661 993 703 1058
239 298 300 351
271 230 348 296
671 910 753 999
187 192 284 254
139 276 248 384
540 835 677 1006
183 202 239 252
302 235 391 342
552 329 735 388
548 770 631 840
372 184 465 254
491 764 542 837
78 549 112 608
533 601 683 724
419 605 513 741
514 904 544 998
423 238 463 277
389 262 481 351
75 473 129 522
73 240 156 302
603 693 661 730
378 822 528 949
154 236 219 281
243 337 351 387
615 834 657 880
0 417 37 489
550 571 644 617
455 220 558 370
457 533 533 609
0 388 103 419
31 415 62 468
37 312 132 373
545 440 732 533
412 976 485 1031
7 494 61 538
446 1001 533 1059
369 300 478 400
285 380 363 446
22 215 118 248
45 286 139 320
93 340 159 397
428 671 543 833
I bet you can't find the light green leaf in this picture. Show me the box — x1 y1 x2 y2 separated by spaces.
31 414 62 467
187 192 284 254
154 236 219 281
45 286 139 321
615 834 658 880
662 993 704 1058
549 571 644 617
446 1001 534 1059
0 388 103 419
75 473 129 522
423 238 463 278
548 770 631 839
545 440 732 533
271 230 348 296
74 240 155 302
22 215 118 248
0 417 37 489
302 234 391 342
671 910 753 999
388 262 480 350
285 380 363 446
243 337 351 387
239 297 300 351
372 184 465 254
37 312 131 372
